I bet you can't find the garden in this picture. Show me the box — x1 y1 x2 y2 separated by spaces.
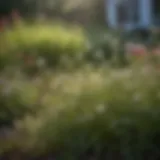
0 6 160 160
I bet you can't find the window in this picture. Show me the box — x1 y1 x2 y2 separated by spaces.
153 0 160 25
130 0 139 22
117 0 139 24
117 0 128 24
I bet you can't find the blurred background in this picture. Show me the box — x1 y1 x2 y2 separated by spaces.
0 0 105 24
0 0 160 160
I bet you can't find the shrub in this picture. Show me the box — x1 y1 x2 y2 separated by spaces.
86 38 113 63
0 78 39 127
0 22 87 74
14 66 160 159
85 28 118 64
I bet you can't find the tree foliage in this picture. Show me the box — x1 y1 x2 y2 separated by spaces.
0 0 105 24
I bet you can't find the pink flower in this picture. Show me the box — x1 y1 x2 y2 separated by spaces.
152 47 160 56
132 47 146 56
126 44 147 56
130 46 147 58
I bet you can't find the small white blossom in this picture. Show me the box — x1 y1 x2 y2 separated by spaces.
133 93 142 102
36 57 45 67
86 41 92 50
96 104 106 114
95 49 104 59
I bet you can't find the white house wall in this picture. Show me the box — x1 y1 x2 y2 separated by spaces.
139 0 152 27
106 0 153 30
106 0 117 28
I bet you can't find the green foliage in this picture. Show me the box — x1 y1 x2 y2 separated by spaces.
85 28 118 64
0 23 87 73
0 78 39 127
0 0 106 25
13 66 160 159
0 0 39 17
1 20 160 159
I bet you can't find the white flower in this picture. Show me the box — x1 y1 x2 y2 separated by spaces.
36 57 45 67
95 49 104 59
96 104 106 114
133 93 141 102
86 41 92 50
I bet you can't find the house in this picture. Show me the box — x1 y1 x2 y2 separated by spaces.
106 0 160 31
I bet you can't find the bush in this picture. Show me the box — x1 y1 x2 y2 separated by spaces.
85 28 120 64
14 66 160 159
0 22 87 74
0 78 39 127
